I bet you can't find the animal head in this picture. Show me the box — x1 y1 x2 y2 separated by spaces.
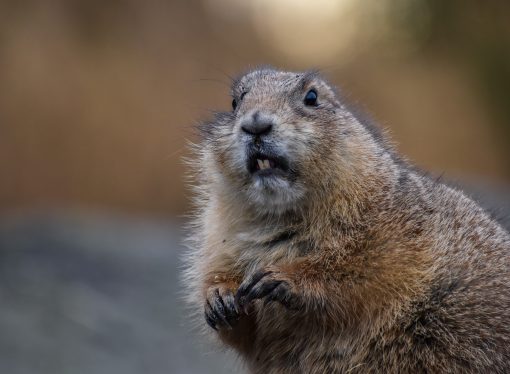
198 68 386 216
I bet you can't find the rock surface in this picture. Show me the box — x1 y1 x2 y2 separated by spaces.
0 212 239 374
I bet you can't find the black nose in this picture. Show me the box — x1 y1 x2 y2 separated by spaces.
241 113 273 136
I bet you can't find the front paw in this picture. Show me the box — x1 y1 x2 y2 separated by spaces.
235 268 299 314
204 285 239 331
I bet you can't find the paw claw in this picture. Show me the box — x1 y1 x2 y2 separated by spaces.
205 310 218 331
235 268 298 311
204 286 239 331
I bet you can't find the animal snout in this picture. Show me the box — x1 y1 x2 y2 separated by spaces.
241 112 274 136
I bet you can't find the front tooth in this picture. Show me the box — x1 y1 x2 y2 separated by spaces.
264 159 271 169
257 159 265 170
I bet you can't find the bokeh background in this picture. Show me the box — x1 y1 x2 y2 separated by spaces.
0 1 509 373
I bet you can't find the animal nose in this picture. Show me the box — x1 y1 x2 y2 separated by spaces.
241 113 273 136
242 122 272 136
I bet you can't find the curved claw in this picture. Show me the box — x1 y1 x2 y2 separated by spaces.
204 286 239 331
235 269 298 313
205 301 218 330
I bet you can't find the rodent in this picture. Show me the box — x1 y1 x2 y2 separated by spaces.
182 68 510 373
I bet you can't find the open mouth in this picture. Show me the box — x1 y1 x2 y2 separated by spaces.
247 152 289 176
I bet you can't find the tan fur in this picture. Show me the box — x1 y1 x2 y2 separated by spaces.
182 68 510 373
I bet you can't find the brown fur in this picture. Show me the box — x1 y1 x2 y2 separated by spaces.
183 68 510 373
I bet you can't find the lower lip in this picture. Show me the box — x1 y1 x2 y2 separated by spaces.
252 168 286 177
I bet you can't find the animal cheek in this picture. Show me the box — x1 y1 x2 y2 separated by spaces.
274 125 295 138
295 122 318 137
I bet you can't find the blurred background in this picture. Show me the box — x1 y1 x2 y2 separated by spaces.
0 1 509 373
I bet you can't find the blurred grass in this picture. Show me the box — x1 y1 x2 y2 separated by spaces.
394 0 510 144
0 0 508 217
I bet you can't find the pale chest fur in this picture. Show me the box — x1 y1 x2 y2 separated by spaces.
201 200 306 278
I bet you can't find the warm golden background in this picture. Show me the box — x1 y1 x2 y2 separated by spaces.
0 1 509 373
1 0 509 217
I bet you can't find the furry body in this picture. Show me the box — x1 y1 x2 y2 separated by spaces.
183 68 510 373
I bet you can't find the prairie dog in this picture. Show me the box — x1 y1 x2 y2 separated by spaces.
183 68 510 373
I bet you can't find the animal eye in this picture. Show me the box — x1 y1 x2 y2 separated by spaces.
304 89 318 106
232 92 246 111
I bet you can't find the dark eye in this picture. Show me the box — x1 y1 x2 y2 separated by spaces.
304 89 318 106
232 92 246 111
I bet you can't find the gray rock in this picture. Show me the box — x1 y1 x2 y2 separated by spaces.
0 211 240 374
